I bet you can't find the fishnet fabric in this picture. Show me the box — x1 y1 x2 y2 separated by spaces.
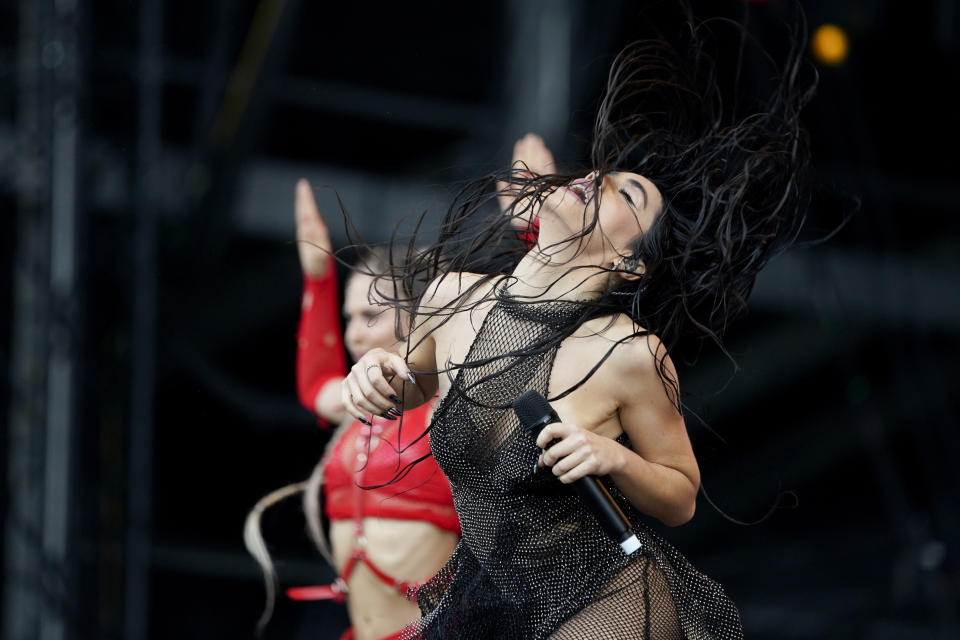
401 297 743 639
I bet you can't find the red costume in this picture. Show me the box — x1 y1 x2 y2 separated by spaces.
292 257 459 640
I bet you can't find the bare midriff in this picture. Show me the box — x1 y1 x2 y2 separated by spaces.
330 518 458 640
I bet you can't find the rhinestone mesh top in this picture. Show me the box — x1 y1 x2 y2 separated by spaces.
401 295 743 639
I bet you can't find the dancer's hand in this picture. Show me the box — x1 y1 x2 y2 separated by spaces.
341 348 417 423
498 133 556 226
536 422 626 484
512 132 556 176
295 178 333 278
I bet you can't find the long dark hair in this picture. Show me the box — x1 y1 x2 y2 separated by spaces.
363 5 816 418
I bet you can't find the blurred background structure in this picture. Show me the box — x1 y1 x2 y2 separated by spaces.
1 0 958 638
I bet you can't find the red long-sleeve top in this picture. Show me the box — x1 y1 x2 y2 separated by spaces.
296 256 348 422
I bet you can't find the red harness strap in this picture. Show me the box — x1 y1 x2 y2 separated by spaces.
285 546 417 603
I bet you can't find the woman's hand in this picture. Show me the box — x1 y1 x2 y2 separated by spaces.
511 132 556 176
536 422 627 484
341 347 417 424
295 178 334 278
498 133 557 224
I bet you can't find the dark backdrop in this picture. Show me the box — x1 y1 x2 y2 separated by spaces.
2 1 958 639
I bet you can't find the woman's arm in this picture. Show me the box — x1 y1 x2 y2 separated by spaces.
294 179 348 426
296 265 348 424
536 335 700 527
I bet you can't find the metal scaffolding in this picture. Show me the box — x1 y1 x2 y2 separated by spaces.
4 1 83 639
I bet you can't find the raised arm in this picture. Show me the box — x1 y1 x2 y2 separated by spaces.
294 178 349 426
498 132 555 233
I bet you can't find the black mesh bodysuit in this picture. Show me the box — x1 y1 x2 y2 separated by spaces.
402 295 743 639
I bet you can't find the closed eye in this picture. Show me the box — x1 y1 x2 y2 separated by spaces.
344 311 380 323
619 188 636 210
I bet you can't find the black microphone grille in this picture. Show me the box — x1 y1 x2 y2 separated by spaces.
513 390 552 429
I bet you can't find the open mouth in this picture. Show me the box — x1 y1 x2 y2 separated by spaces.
564 178 595 204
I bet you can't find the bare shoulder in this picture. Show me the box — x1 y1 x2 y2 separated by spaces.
415 272 499 338
579 314 676 399
421 271 494 309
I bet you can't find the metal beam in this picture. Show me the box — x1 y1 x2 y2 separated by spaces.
5 1 83 639
124 0 162 638
751 249 960 333
86 49 499 136
3 4 49 632
186 0 302 277
3 126 959 235
280 76 498 137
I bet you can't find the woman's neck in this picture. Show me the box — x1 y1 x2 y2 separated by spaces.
506 249 609 302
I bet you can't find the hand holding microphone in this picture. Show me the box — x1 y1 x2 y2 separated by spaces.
513 390 641 555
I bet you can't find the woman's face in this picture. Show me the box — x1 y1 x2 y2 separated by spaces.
542 171 663 263
343 274 402 362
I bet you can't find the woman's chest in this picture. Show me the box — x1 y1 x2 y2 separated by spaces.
431 298 498 401
432 307 626 447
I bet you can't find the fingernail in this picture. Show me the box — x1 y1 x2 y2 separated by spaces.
388 408 402 417
405 373 416 385
379 412 397 421
389 395 402 405
358 416 372 426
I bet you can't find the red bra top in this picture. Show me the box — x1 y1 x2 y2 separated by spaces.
323 404 459 535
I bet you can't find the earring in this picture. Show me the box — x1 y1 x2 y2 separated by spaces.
614 256 638 272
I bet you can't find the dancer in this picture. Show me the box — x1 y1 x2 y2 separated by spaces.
245 180 459 640
342 9 814 640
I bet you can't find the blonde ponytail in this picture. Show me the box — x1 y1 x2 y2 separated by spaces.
243 481 308 636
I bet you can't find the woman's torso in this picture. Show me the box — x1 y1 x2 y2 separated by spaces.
420 281 673 636
425 282 677 638
329 519 457 640
324 405 459 640
406 276 742 639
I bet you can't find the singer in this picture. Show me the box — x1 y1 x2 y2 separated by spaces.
341 6 813 638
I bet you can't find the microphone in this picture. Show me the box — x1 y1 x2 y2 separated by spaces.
513 390 641 555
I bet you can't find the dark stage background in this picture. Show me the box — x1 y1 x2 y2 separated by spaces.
2 1 959 638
